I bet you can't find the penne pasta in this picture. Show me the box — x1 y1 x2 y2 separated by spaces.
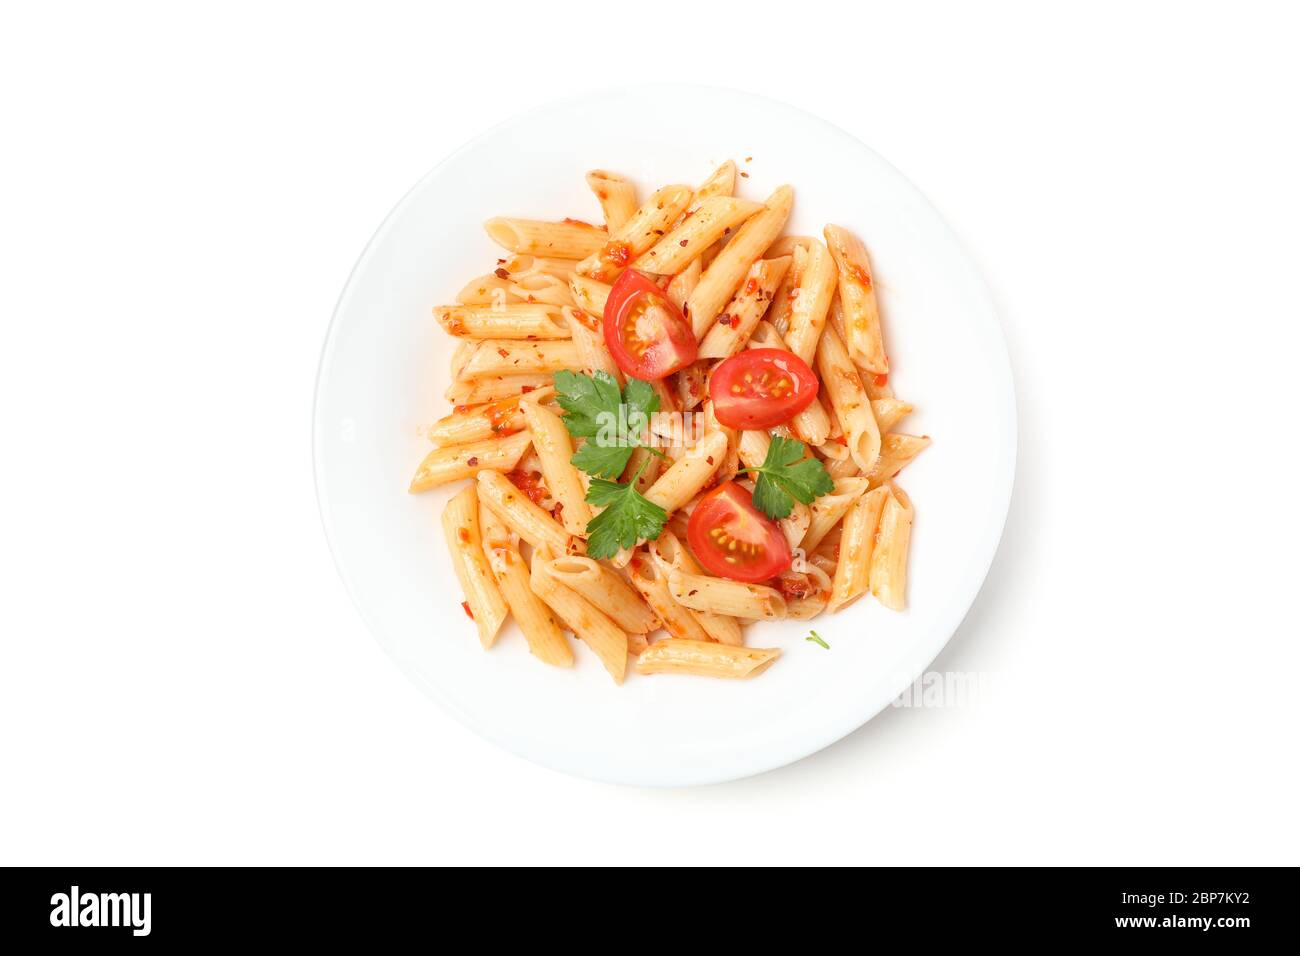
538 554 658 634
764 235 816 258
476 469 578 556
563 305 623 384
815 323 882 474
824 224 888 374
423 386 554 448
869 483 914 611
828 485 890 611
586 170 637 233
782 239 838 365
702 399 741 485
530 553 628 683
456 273 522 306
648 531 743 645
866 433 932 487
440 487 509 648
686 185 794 338
483 217 607 259
632 196 765 276
828 294 894 398
674 359 710 411
690 160 737 212
644 431 728 513
445 374 553 405
803 476 871 553
626 552 712 642
779 499 811 551
568 274 611 318
457 339 581 379
576 184 694 282
697 256 791 353
666 257 701 312
668 569 787 620
635 639 781 679
870 398 914 434
480 510 573 667
434 303 571 340
520 398 593 536
409 431 531 492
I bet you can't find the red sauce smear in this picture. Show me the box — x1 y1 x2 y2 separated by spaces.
505 467 549 506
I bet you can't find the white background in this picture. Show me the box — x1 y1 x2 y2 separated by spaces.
2 1 1296 865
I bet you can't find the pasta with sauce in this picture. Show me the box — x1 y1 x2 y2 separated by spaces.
408 161 929 682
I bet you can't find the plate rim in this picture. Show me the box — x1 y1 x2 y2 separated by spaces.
313 84 1018 787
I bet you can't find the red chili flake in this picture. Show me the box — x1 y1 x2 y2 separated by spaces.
652 229 665 236
461 601 474 620
520 385 535 393
506 467 549 506
496 347 509 358
679 239 689 247
744 278 759 294
776 575 812 599
562 217 596 228
873 373 889 387
706 456 714 465
466 456 479 466
551 502 565 522
745 156 753 162
740 171 749 178
457 528 471 543
718 314 732 326
494 267 510 279
601 241 632 268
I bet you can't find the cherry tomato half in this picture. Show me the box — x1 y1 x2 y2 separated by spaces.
603 268 697 380
687 481 792 583
709 348 819 429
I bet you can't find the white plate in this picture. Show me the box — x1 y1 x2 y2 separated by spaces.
314 87 1016 787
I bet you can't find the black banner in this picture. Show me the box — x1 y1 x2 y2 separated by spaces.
2 867 1286 943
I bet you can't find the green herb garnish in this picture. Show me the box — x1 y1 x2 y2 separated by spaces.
554 370 668 555
749 436 835 519
805 630 830 650
582 457 668 559
555 370 660 478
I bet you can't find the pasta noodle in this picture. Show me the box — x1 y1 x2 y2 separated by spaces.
586 170 637 233
869 483 914 611
530 553 628 683
635 639 780 679
483 217 607 258
441 486 508 648
686 185 794 338
824 224 887 374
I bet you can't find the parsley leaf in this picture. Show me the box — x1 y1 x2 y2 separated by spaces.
749 436 835 519
553 369 623 438
569 441 635 480
555 370 661 479
806 630 830 650
582 459 668 559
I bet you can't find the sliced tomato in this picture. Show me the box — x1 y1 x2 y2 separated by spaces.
687 481 792 583
709 348 819 429
603 268 697 380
